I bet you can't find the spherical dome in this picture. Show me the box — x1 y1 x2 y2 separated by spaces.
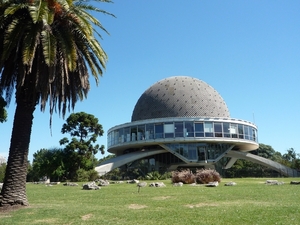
131 76 230 122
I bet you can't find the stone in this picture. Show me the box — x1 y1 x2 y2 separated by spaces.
149 182 166 187
290 181 300 185
127 179 139 184
265 180 284 185
205 182 219 187
63 182 78 186
173 182 183 187
224 182 237 186
96 179 110 186
50 182 60 185
82 182 100 190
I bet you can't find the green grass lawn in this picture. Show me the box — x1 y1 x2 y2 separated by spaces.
1 178 299 225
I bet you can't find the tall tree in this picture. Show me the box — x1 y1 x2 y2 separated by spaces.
0 0 113 207
59 112 104 179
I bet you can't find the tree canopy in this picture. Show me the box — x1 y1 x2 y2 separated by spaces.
60 112 105 155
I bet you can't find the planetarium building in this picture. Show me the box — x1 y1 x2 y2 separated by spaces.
96 76 297 177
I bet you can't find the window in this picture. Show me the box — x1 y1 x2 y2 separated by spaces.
175 122 183 137
188 144 198 161
137 125 145 140
214 123 223 137
249 127 253 141
145 124 154 139
184 121 194 137
155 124 164 139
195 122 204 137
164 123 174 138
230 123 238 138
244 126 249 140
107 132 112 147
131 126 137 141
124 127 130 142
114 130 119 144
223 122 230 138
252 128 257 141
238 124 244 139
204 122 213 137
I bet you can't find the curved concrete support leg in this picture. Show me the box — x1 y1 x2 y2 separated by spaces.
226 151 299 177
95 149 167 175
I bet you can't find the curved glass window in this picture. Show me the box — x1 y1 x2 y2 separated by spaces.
137 125 145 141
204 122 213 137
124 127 130 142
185 121 194 137
223 122 230 138
238 124 244 139
214 123 223 137
175 122 184 137
230 124 238 138
107 120 258 148
145 123 154 140
155 123 164 139
195 122 204 137
244 126 249 140
164 122 174 138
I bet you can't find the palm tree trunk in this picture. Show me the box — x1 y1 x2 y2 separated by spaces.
0 87 36 206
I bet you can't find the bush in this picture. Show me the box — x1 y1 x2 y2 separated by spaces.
144 171 171 180
75 169 89 182
171 169 221 184
87 169 100 181
75 169 100 182
171 169 195 184
195 169 221 184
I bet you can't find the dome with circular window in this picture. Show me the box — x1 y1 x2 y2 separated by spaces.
131 76 230 121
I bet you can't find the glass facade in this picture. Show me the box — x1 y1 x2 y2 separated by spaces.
107 119 258 148
165 143 231 162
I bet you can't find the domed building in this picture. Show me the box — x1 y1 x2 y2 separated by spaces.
96 76 297 177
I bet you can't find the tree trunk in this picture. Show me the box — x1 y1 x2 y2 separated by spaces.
0 87 36 206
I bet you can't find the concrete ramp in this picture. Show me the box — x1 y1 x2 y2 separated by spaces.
95 149 167 175
226 151 299 177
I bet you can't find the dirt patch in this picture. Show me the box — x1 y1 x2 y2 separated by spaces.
153 196 171 200
33 218 58 224
185 200 275 209
81 213 93 220
185 203 219 208
0 205 26 214
128 204 147 209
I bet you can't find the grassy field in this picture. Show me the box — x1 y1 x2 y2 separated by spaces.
0 178 299 225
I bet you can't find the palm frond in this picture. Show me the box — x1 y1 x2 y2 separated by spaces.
22 24 40 70
41 30 57 67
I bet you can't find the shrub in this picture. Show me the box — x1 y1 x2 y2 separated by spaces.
88 169 100 181
75 169 89 182
195 169 221 184
144 171 171 180
171 169 195 184
171 169 221 184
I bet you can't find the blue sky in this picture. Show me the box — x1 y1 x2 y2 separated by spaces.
1 0 300 162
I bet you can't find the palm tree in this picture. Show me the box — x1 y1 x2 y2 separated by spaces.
0 0 114 207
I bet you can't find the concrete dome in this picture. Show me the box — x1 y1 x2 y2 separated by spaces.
131 76 230 121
